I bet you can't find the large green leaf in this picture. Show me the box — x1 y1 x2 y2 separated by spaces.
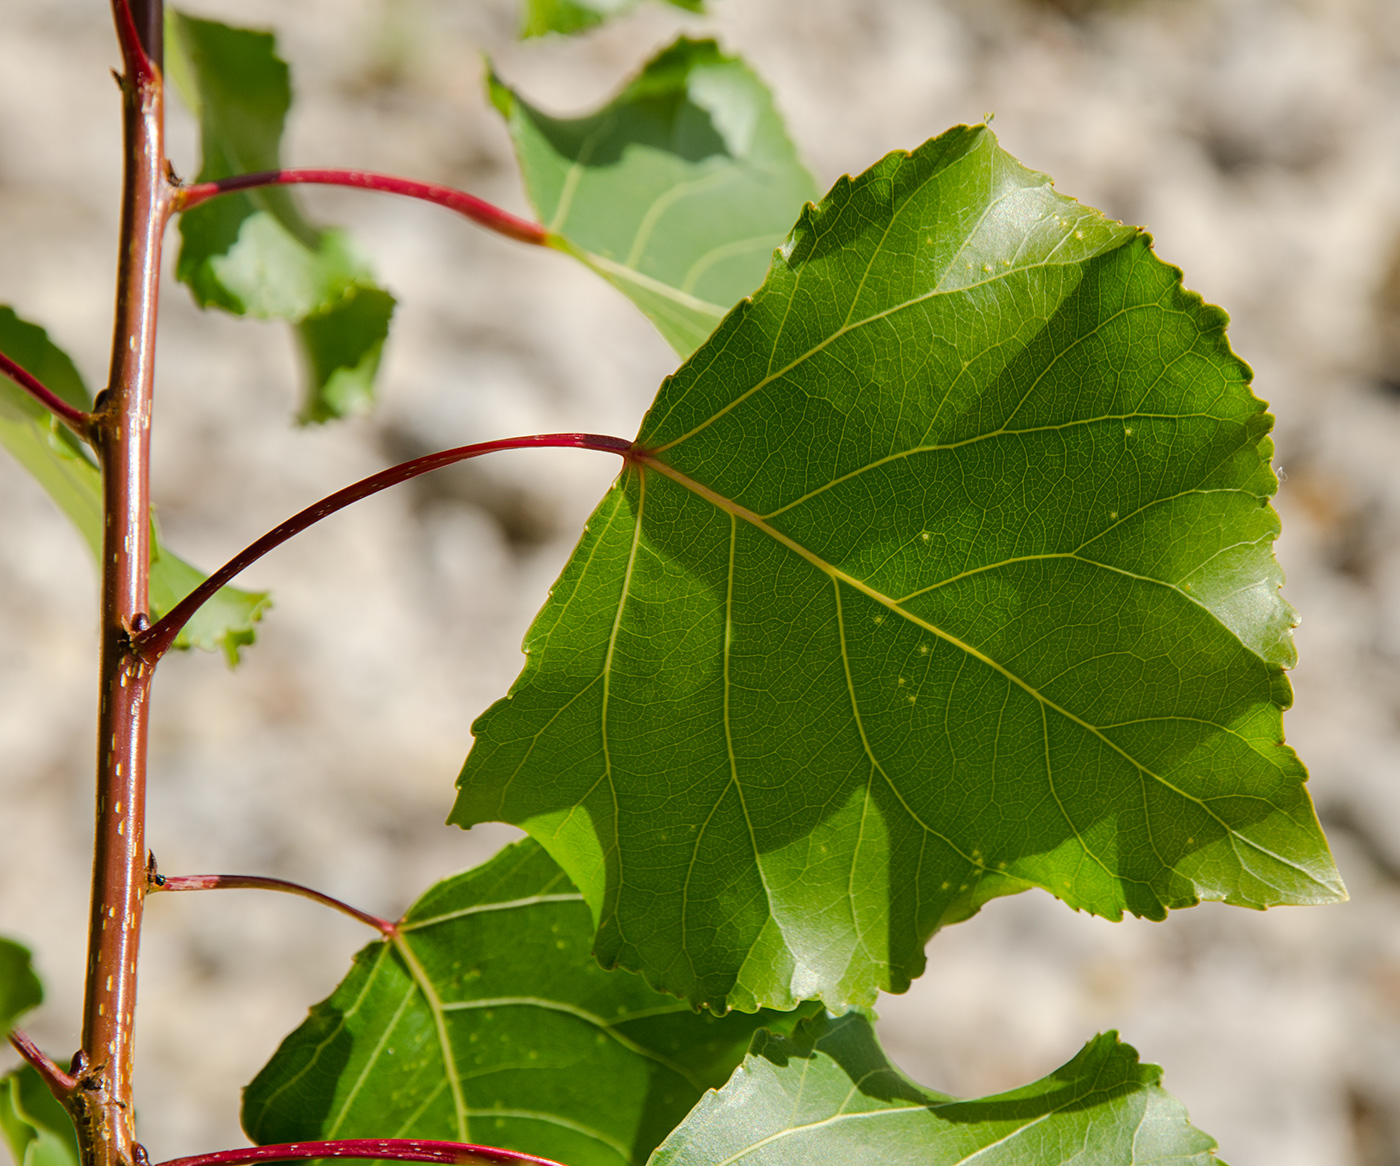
0 309 268 661
243 840 813 1166
651 1013 1222 1165
0 1067 79 1166
0 938 41 1036
452 125 1343 1013
167 11 396 423
520 0 704 40
493 38 817 356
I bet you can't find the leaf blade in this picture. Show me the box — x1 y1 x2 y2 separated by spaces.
649 1014 1222 1166
243 840 813 1166
453 126 1341 1013
167 11 396 422
494 38 817 355
520 0 705 40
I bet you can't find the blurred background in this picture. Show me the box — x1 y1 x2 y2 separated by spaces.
2 0 1399 1162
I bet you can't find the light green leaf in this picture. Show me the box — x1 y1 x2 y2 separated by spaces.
167 11 396 422
243 839 814 1166
0 308 268 662
650 1014 1222 1165
0 1067 80 1166
521 0 704 40
0 938 41 1036
452 125 1343 1013
493 38 817 356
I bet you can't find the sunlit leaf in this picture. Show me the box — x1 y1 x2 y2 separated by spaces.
493 38 817 355
453 125 1342 1013
651 1014 1222 1165
243 840 814 1166
167 11 396 423
0 1066 78 1166
0 308 268 661
520 0 704 40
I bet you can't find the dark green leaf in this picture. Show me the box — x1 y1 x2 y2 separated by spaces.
651 1014 1222 1165
521 0 704 40
0 308 268 661
493 38 817 355
167 11 396 422
452 125 1343 1013
0 938 41 1036
243 839 814 1166
0 1067 79 1166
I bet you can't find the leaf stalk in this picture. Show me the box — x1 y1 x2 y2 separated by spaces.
148 872 398 937
174 170 549 247
153 1141 568 1166
132 433 635 664
0 350 95 440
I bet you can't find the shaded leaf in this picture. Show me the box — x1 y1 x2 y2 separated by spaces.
0 308 268 661
452 125 1342 1013
243 839 814 1166
0 1067 79 1166
0 938 41 1036
167 11 396 422
651 1013 1222 1165
494 38 817 356
521 0 704 40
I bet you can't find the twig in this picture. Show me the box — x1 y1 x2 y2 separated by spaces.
0 350 94 440
7 1030 77 1102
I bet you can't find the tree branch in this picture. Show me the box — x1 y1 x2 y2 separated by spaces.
132 433 635 663
174 170 549 247
0 350 94 440
149 872 398 937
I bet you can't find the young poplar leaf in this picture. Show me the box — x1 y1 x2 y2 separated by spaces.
167 11 396 423
0 309 268 662
452 125 1344 1014
650 1013 1222 1165
0 937 42 1035
243 839 815 1166
520 0 704 40
493 39 818 356
0 1066 79 1166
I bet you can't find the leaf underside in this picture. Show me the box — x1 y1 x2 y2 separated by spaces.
0 308 268 661
453 125 1343 1014
167 11 396 424
243 840 813 1166
520 0 704 40
650 1014 1222 1166
493 37 817 356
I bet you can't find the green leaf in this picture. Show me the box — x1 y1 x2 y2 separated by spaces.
0 1067 80 1166
0 308 268 661
521 0 704 40
167 11 396 422
243 839 814 1166
493 38 817 356
0 938 41 1036
650 1013 1222 1165
452 124 1343 1014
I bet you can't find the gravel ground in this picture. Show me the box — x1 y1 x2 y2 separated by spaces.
3 1 1400 1163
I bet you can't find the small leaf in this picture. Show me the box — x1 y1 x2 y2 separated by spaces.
0 938 42 1035
0 1067 80 1166
453 125 1343 1013
243 839 813 1166
493 38 817 355
520 0 704 40
167 11 396 423
651 1014 1222 1165
0 308 268 661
